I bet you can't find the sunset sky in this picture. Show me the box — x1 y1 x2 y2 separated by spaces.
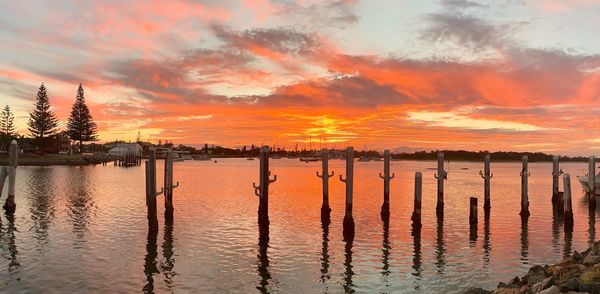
1 0 600 155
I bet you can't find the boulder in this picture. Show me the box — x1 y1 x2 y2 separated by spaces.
584 254 600 266
529 276 554 293
579 281 600 293
573 251 584 262
559 277 580 292
538 285 559 294
463 287 492 294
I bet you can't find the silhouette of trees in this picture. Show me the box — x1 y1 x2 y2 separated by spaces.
28 83 59 145
0 105 16 138
67 84 98 153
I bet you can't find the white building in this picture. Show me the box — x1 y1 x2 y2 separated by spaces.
108 143 142 156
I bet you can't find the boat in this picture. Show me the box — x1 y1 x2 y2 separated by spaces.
577 172 600 194
300 156 319 163
182 154 193 160
372 157 382 162
193 155 212 161
358 156 370 162
172 156 184 162
271 154 282 159
247 157 255 160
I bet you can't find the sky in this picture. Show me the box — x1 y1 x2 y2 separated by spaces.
1 0 600 155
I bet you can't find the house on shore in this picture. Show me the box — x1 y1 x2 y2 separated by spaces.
107 143 142 156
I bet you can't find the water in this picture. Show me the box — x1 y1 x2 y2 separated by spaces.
0 159 597 293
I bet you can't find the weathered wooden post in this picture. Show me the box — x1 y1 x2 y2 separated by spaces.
3 140 18 213
469 197 478 241
339 147 355 237
163 149 179 219
379 150 395 219
145 149 162 230
589 156 596 207
316 149 334 220
434 152 447 217
479 154 492 212
520 155 530 218
253 146 277 226
563 173 574 232
411 172 422 230
552 155 563 205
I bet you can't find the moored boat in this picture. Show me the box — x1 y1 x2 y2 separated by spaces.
577 172 600 194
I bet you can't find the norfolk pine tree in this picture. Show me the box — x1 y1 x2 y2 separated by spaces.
28 83 59 145
67 84 98 153
0 105 16 137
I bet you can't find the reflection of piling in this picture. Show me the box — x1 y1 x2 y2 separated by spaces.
563 173 574 232
469 197 478 242
143 221 159 293
483 212 491 267
479 154 492 212
379 150 394 220
520 217 528 263
163 149 179 219
320 215 331 284
316 149 334 221
552 156 563 205
339 147 355 239
589 205 596 247
434 152 447 217
411 172 422 230
520 156 530 218
257 218 271 293
411 225 422 277
254 146 276 227
2 140 18 214
342 220 355 293
589 156 596 207
381 217 391 286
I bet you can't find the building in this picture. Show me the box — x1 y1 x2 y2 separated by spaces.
107 143 142 156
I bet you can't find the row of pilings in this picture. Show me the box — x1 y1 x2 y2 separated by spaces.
114 152 142 167
145 148 179 231
253 146 597 240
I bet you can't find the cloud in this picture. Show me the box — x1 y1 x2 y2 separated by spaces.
274 0 360 30
407 111 548 132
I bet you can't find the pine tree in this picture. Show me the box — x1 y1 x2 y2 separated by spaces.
67 84 98 153
0 105 16 137
28 83 59 141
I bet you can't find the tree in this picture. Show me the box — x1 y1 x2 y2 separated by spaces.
28 83 59 142
67 84 98 152
0 105 16 137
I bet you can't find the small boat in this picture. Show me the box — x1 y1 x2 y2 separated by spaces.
271 154 282 159
300 156 319 163
577 172 600 194
193 155 212 161
372 157 382 162
182 154 193 160
358 156 370 162
172 156 184 162
247 157 255 161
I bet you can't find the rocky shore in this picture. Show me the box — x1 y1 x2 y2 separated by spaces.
465 241 600 294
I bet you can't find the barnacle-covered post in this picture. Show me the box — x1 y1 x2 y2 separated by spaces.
379 150 395 219
339 147 355 238
164 149 179 219
2 140 18 213
316 149 334 220
254 146 276 226
434 152 447 217
589 156 596 207
411 172 422 230
520 155 530 218
551 155 563 206
479 154 492 212
145 149 163 231
563 173 574 232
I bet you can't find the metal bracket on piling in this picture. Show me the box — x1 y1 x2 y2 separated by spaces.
434 171 447 180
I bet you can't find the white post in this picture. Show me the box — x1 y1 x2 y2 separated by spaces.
563 173 573 230
552 155 562 205
479 154 492 210
379 150 394 217
520 155 530 218
434 152 446 216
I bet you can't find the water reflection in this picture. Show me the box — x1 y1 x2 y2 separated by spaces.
0 214 20 279
551 207 562 254
520 218 528 264
483 212 491 268
411 227 422 279
343 221 355 294
161 217 176 288
65 168 95 249
380 218 391 289
143 227 159 293
589 206 596 247
257 222 271 293
435 216 445 275
563 228 573 259
320 217 330 288
27 168 57 250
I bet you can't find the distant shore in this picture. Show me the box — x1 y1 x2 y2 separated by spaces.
0 154 112 166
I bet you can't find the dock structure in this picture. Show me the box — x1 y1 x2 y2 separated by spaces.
520 156 530 218
379 150 394 220
434 152 447 217
254 146 277 227
1 140 18 213
316 149 334 220
339 147 355 238
479 154 492 212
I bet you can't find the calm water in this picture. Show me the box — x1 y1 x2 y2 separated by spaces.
0 159 597 293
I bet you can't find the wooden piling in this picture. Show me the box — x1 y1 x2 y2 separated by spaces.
145 149 161 230
339 147 355 238
411 172 422 229
379 150 395 220
563 173 574 231
316 149 334 220
254 146 277 226
163 149 179 219
3 140 18 213
479 154 492 211
589 156 596 207
434 152 447 217
520 155 530 218
552 156 562 205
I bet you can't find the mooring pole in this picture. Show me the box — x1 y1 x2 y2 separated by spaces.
589 156 596 207
163 149 179 219
520 155 530 218
316 149 334 220
552 155 562 205
3 140 18 213
411 172 422 230
434 152 447 217
563 173 573 232
379 150 395 219
254 146 276 226
339 147 355 237
145 149 162 230
478 154 492 212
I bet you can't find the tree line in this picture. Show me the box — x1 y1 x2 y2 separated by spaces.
1 83 98 153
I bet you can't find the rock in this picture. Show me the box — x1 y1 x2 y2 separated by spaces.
529 276 555 293
581 267 600 283
560 277 580 292
529 265 545 274
463 287 492 294
573 251 584 261
539 285 560 294
579 281 600 293
584 254 600 266
493 288 520 294
525 271 547 286
593 242 600 255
